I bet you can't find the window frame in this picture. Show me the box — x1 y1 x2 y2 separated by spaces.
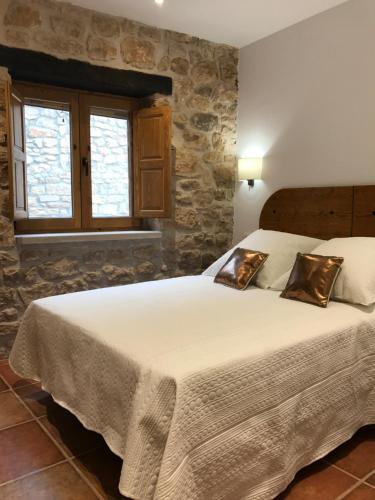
79 93 136 231
12 81 141 234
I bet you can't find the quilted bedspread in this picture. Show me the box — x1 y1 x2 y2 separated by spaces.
9 276 375 499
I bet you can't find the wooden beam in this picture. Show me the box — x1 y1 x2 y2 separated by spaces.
0 44 172 98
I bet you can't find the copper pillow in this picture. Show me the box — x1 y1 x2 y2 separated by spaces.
214 248 269 290
280 253 344 307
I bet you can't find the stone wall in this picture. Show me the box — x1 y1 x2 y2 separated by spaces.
0 0 238 358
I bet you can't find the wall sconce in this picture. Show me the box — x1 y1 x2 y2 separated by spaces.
238 157 263 187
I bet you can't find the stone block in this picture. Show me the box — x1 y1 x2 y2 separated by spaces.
91 13 120 38
39 258 79 280
175 150 199 177
3 267 21 285
57 278 88 295
173 113 188 129
0 321 19 336
33 31 84 57
120 18 137 35
219 57 238 83
178 250 201 273
50 15 86 40
157 56 169 72
175 207 200 229
195 190 214 207
138 24 162 42
136 261 155 276
0 251 16 273
170 57 189 75
84 271 103 287
132 245 155 260
213 165 235 188
182 130 210 151
121 37 155 69
5 28 29 47
176 232 205 250
87 35 117 61
4 1 41 28
18 282 56 306
0 307 18 322
175 192 193 206
187 95 210 112
102 264 135 285
191 61 218 84
201 252 217 269
190 112 218 132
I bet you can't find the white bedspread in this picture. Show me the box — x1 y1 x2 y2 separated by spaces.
10 276 375 500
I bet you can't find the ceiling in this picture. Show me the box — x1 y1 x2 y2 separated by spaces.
67 0 349 48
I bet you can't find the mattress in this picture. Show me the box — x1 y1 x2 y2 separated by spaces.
9 275 375 499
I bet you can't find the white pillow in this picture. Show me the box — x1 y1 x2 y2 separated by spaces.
203 229 322 289
271 237 375 306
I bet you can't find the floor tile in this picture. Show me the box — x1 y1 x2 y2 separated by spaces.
0 462 98 500
342 484 375 499
39 405 105 458
0 363 36 390
366 473 375 487
278 460 356 499
0 391 33 430
0 377 8 392
16 384 56 418
326 426 375 478
74 447 129 499
0 420 64 484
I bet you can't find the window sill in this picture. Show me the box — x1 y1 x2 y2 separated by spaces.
15 230 162 245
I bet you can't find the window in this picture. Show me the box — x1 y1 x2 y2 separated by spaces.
24 102 73 219
9 82 171 233
90 111 130 218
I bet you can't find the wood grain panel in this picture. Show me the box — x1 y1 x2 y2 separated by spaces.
133 105 171 218
10 87 28 220
352 186 375 237
140 170 164 211
14 160 26 211
259 187 353 239
139 116 163 160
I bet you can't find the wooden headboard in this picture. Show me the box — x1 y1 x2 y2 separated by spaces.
259 186 375 240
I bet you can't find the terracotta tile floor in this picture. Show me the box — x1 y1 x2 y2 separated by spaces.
0 361 374 500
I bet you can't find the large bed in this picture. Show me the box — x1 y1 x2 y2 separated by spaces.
9 186 375 499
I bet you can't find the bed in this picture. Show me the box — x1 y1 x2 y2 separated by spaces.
9 185 375 500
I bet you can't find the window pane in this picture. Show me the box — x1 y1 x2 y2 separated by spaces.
90 113 130 218
24 104 73 218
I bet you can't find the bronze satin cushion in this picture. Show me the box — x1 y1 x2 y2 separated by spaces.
280 253 344 308
214 248 269 290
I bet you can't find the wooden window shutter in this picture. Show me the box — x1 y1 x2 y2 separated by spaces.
133 105 171 218
9 87 28 220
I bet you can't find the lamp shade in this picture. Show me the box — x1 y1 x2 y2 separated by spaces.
238 157 262 181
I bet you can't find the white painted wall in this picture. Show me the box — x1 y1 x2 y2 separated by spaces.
234 0 375 242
